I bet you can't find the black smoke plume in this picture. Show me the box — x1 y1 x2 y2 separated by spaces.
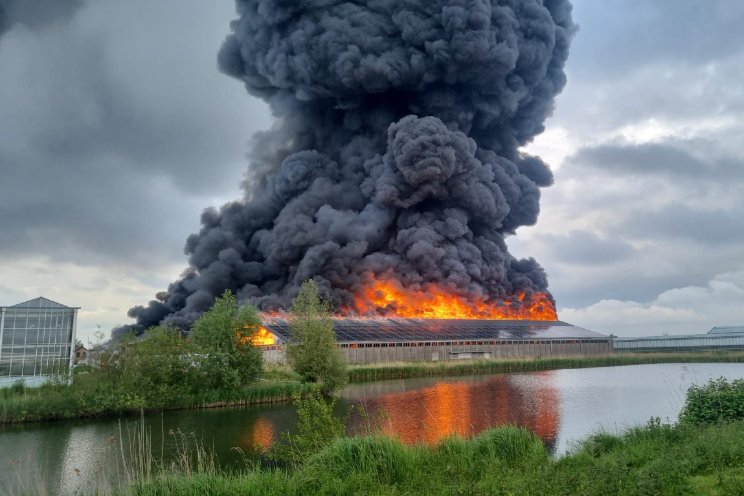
120 0 575 335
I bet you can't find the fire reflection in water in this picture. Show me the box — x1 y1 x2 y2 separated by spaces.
245 417 276 451
349 371 560 449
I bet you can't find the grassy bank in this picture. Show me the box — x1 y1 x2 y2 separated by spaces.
126 420 744 495
0 379 312 424
348 350 744 382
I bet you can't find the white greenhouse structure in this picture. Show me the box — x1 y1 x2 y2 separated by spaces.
0 297 79 387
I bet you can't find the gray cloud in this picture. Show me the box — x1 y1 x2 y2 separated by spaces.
0 0 271 267
569 0 744 80
0 0 84 36
540 230 635 265
561 268 744 336
623 203 744 246
571 142 744 181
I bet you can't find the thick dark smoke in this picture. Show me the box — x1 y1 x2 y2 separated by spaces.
119 0 575 335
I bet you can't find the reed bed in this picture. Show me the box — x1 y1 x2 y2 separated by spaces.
126 421 744 496
347 351 744 382
190 382 314 409
0 381 313 425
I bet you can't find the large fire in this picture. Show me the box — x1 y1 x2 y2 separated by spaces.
350 281 557 321
241 326 277 346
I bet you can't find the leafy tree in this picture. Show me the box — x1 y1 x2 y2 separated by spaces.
116 326 196 406
189 289 263 386
286 280 347 393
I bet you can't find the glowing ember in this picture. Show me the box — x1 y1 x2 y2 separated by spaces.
349 281 557 321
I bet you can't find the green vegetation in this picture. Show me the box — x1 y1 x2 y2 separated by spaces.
122 377 744 495
286 280 347 393
0 290 272 424
127 421 744 496
348 351 744 382
190 290 263 386
0 380 314 424
680 377 744 425
268 390 346 467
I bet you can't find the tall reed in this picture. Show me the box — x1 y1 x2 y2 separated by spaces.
347 351 744 382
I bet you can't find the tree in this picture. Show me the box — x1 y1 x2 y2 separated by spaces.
286 280 347 393
117 325 196 406
189 290 263 386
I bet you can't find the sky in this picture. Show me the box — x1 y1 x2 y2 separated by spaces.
1 0 743 342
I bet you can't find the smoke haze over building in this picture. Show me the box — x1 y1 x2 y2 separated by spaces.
120 0 576 333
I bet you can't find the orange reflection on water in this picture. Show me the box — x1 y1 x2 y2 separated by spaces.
365 372 559 447
246 417 276 451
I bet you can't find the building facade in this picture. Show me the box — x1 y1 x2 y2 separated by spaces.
260 318 612 364
0 297 79 387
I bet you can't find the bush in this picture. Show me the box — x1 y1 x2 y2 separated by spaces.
117 326 199 406
189 289 264 386
286 280 347 393
269 390 346 466
680 377 744 425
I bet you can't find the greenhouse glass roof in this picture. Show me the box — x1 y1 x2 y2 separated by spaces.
262 318 605 343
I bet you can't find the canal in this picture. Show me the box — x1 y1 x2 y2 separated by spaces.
1 362 743 495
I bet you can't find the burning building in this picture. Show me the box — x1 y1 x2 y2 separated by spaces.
115 0 610 356
259 317 611 364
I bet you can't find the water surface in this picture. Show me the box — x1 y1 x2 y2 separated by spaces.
1 362 742 495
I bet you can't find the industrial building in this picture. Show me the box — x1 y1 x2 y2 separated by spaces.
261 318 611 364
0 297 78 387
613 326 744 352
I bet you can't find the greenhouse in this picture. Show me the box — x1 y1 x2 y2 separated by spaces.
261 318 611 364
614 326 744 352
0 297 79 387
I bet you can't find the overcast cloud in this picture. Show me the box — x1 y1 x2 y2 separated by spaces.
1 0 743 340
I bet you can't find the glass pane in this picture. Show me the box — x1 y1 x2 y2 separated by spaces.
42 314 55 329
11 329 27 346
26 314 40 331
23 360 36 376
25 329 40 345
10 361 23 376
11 311 28 323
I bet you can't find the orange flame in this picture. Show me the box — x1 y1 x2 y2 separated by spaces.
349 280 557 320
252 326 277 345
239 326 277 346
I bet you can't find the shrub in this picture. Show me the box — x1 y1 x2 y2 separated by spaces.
286 280 347 393
680 377 744 425
189 290 264 386
269 389 346 466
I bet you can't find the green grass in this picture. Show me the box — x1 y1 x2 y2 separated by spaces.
347 351 744 382
0 378 313 425
126 421 744 495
